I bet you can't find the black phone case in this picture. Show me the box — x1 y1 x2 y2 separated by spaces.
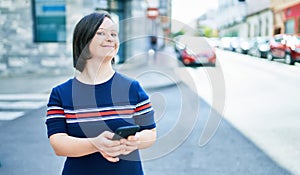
112 125 140 140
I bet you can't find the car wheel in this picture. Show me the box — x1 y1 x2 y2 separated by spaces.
176 51 181 60
258 51 262 58
284 54 295 65
260 52 267 58
267 52 273 61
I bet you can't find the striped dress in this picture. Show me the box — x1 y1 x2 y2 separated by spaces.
45 72 156 175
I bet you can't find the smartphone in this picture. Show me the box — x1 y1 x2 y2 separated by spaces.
112 125 140 140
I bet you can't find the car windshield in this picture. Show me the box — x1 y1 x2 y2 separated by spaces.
178 36 213 53
256 37 269 44
288 36 300 45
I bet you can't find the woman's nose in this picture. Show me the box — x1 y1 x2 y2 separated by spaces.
106 34 114 42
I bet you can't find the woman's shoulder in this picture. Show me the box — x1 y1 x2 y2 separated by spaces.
113 72 144 91
114 72 138 84
51 77 74 91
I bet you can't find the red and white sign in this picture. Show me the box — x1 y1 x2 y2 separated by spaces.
147 7 159 19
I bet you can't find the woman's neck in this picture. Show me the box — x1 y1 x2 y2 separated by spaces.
76 60 115 85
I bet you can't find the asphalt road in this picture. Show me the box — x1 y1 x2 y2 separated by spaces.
216 49 300 175
142 79 291 175
182 49 300 175
0 75 291 175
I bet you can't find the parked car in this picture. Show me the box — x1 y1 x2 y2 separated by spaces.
207 37 221 48
174 35 216 66
238 38 252 54
222 37 251 54
248 37 270 58
229 37 241 52
220 37 234 51
267 34 300 65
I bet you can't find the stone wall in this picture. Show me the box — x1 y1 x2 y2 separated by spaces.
0 0 168 76
0 0 72 76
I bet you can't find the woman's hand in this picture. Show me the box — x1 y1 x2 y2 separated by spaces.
120 134 141 155
93 129 156 162
93 131 126 162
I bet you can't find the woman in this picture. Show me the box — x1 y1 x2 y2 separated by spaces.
46 12 156 175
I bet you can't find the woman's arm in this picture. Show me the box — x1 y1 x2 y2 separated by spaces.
50 133 98 157
49 131 125 158
120 128 156 155
136 128 157 149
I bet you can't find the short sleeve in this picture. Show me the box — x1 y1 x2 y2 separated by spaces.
131 81 156 130
45 87 67 138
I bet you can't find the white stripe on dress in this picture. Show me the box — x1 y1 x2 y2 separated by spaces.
134 107 153 116
66 115 133 123
136 99 150 107
63 105 135 114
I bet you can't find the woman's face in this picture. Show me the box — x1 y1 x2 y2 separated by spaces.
89 17 119 62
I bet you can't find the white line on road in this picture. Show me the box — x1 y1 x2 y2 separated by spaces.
0 93 49 121
0 94 49 101
0 101 46 110
0 112 25 120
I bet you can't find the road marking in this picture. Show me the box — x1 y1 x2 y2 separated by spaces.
0 101 46 110
0 93 48 121
0 112 25 120
0 94 49 101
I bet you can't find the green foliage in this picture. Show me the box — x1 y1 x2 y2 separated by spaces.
170 29 185 38
199 26 218 37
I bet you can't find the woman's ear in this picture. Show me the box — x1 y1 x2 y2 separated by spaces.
111 57 115 64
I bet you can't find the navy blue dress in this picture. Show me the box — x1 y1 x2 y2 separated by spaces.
46 72 156 175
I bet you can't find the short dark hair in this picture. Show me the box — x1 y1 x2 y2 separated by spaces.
72 12 112 72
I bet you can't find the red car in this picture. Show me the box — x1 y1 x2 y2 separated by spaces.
267 34 300 65
174 36 216 67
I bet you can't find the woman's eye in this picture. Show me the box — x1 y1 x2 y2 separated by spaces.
111 33 118 37
97 31 105 36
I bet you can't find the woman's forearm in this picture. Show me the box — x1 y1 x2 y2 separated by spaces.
137 128 157 149
49 129 156 158
49 133 98 157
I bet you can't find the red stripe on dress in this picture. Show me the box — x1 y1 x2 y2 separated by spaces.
65 109 135 119
135 103 151 112
47 110 65 115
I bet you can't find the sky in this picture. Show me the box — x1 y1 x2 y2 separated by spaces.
172 0 219 24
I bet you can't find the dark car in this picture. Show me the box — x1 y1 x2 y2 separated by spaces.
267 34 300 65
248 37 270 58
174 35 216 66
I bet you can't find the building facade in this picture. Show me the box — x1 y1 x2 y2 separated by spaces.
212 0 300 38
0 0 171 76
281 2 300 34
215 0 248 37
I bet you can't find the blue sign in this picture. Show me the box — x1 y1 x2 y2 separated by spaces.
42 5 65 12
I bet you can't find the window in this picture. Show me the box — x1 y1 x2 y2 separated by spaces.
32 0 66 42
285 19 294 34
298 17 300 33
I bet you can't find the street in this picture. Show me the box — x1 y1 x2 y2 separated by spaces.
142 81 291 175
218 49 300 175
183 49 300 175
0 48 297 174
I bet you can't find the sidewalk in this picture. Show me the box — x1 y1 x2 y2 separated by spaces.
115 46 182 90
0 46 180 94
